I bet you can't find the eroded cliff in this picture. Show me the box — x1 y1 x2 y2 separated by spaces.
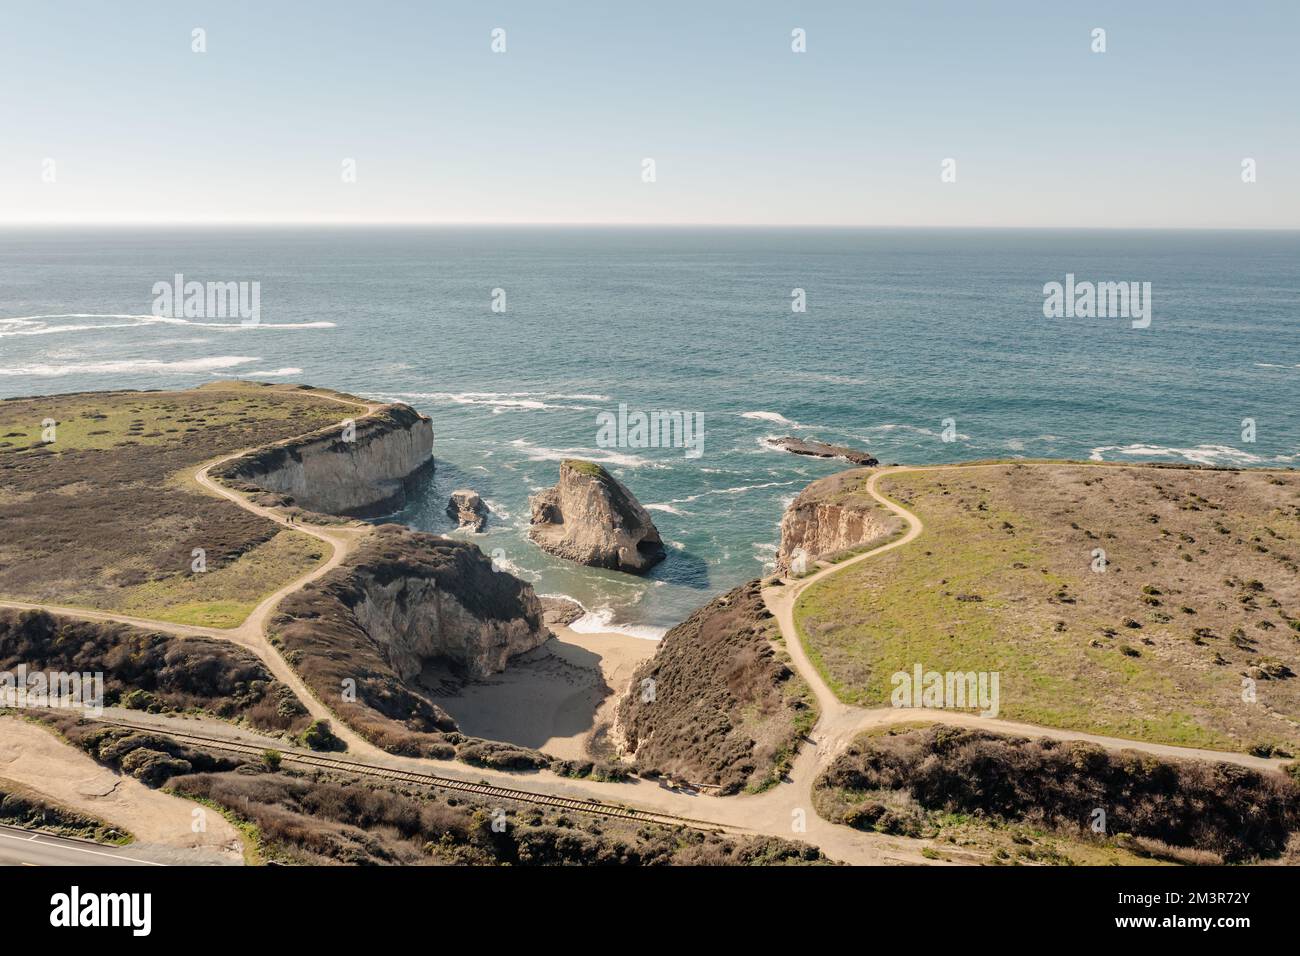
776 468 903 573
270 525 551 754
215 402 434 517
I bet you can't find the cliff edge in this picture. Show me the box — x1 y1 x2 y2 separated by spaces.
214 402 434 517
777 468 903 574
270 525 551 753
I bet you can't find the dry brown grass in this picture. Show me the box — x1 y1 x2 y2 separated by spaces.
0 382 344 624
815 724 1300 863
1 607 313 734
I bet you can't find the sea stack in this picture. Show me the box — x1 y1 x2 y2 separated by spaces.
528 459 666 573
446 489 489 532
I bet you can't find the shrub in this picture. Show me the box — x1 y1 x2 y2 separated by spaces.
299 720 343 752
815 725 1300 862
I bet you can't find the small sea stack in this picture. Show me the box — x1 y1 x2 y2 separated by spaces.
446 488 489 532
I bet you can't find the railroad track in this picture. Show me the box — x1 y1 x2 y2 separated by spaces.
98 719 725 831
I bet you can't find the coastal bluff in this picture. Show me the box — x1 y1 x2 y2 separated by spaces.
612 580 816 793
271 525 552 749
214 401 434 517
528 459 666 574
777 468 903 573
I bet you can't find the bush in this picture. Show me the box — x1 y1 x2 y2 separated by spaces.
816 725 1300 862
299 720 343 752
120 688 156 711
456 740 550 771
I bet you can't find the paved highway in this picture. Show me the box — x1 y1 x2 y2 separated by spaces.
0 824 163 867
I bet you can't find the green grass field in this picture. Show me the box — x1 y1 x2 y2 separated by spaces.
794 463 1300 754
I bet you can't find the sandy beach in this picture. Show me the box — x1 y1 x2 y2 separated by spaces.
425 625 655 760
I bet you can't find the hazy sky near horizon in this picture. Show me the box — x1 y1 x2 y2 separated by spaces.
2 1 1296 227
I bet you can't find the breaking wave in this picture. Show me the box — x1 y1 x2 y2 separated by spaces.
0 313 335 337
0 356 260 377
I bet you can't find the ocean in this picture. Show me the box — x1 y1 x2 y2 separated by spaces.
2 227 1296 634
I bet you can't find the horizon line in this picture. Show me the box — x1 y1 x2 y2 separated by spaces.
2 221 1298 231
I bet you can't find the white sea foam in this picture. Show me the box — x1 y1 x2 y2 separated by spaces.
237 367 303 378
1088 443 1266 466
508 438 657 469
566 604 667 641
0 313 334 337
742 410 798 427
857 422 973 441
660 479 803 506
0 356 260 377
491 556 539 581
483 499 512 520
784 371 869 386
644 503 688 515
385 390 595 411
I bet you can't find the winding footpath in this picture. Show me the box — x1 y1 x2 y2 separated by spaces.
2 398 1290 866
761 467 1288 775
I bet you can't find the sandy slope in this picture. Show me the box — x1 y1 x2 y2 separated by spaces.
0 715 243 864
425 625 653 760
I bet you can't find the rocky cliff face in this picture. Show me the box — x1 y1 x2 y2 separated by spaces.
347 531 547 681
776 468 903 573
300 524 547 680
215 403 434 517
270 526 552 749
528 459 665 573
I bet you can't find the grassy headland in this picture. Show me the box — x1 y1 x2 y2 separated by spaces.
795 462 1300 754
0 382 347 626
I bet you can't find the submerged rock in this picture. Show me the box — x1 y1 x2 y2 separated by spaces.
768 436 877 466
446 488 489 532
540 596 585 627
528 459 666 574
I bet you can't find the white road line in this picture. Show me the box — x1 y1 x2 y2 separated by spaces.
0 828 164 865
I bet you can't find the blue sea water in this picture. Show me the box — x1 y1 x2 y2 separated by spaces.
1 227 1296 633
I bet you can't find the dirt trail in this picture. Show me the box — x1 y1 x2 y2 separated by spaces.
760 466 1291 774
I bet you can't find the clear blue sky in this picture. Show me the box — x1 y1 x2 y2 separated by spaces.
2 1 1295 226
